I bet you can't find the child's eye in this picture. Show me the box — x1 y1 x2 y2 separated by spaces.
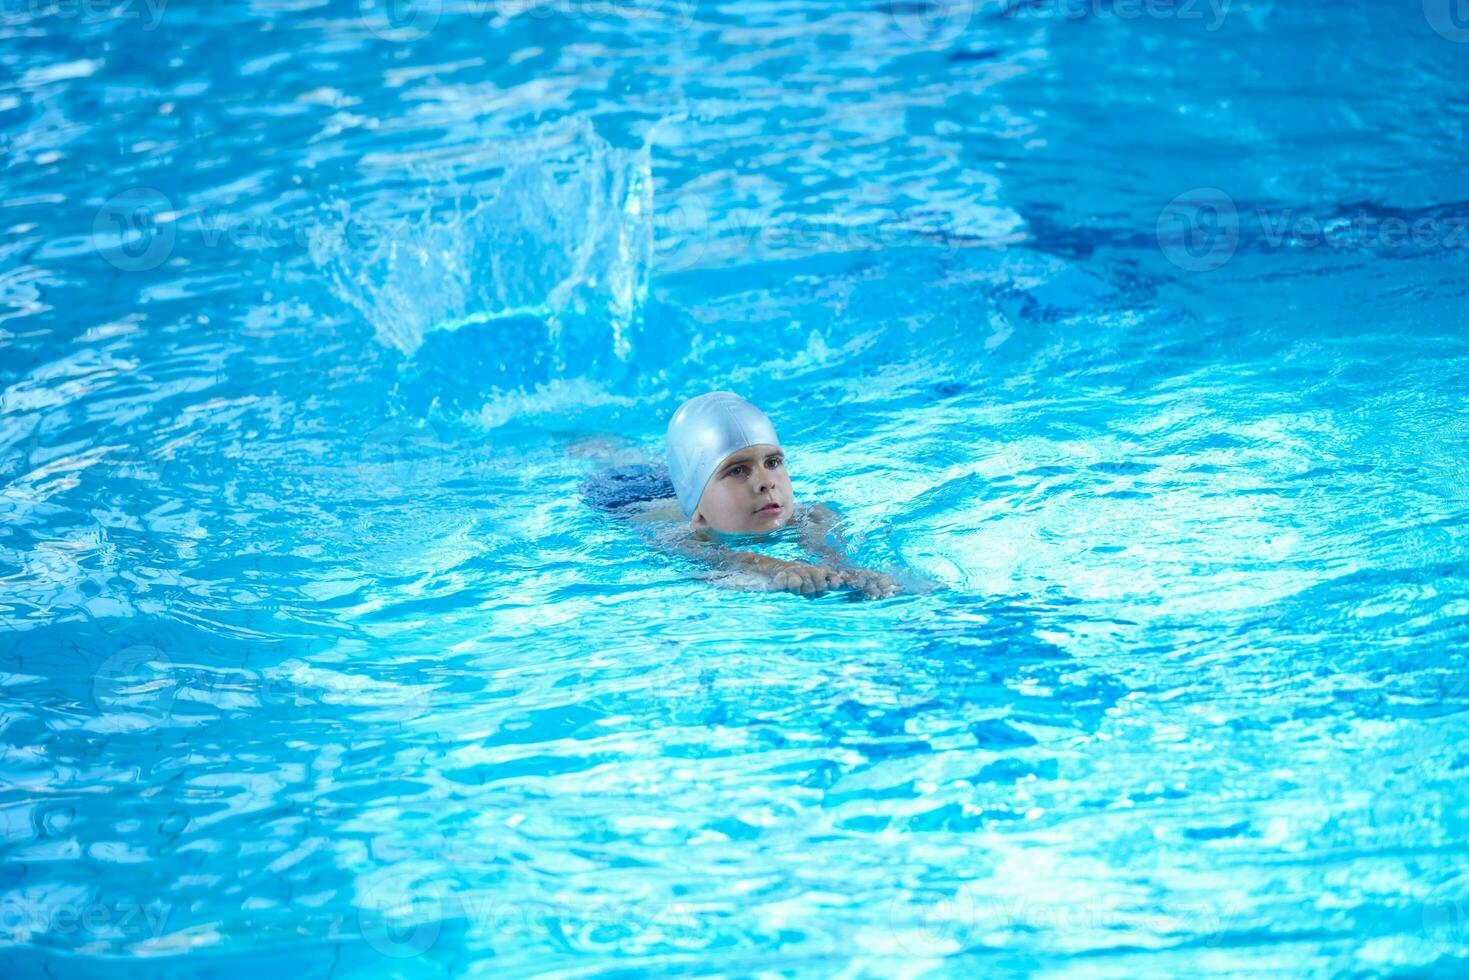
727 465 748 477
766 457 783 469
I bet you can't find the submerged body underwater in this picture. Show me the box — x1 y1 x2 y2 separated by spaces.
2 0 1468 976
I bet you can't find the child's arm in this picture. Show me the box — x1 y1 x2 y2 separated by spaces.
797 503 855 568
797 503 901 598
632 504 897 598
667 533 849 596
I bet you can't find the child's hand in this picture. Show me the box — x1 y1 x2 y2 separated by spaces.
842 568 902 599
765 561 847 596
761 561 902 599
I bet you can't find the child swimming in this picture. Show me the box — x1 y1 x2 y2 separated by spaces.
579 391 902 599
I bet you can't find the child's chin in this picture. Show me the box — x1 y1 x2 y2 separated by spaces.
715 512 788 537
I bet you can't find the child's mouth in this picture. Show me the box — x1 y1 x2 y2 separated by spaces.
756 502 782 515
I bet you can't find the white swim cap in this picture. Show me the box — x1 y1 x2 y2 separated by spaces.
665 391 780 518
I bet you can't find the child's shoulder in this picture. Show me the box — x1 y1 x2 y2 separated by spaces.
624 497 686 524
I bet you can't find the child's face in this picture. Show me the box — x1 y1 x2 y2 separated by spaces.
692 443 793 534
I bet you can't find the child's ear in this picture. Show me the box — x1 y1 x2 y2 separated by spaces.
691 510 707 527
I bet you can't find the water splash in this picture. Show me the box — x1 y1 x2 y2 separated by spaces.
310 120 653 360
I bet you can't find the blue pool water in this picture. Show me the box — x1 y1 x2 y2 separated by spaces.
3 0 1469 975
